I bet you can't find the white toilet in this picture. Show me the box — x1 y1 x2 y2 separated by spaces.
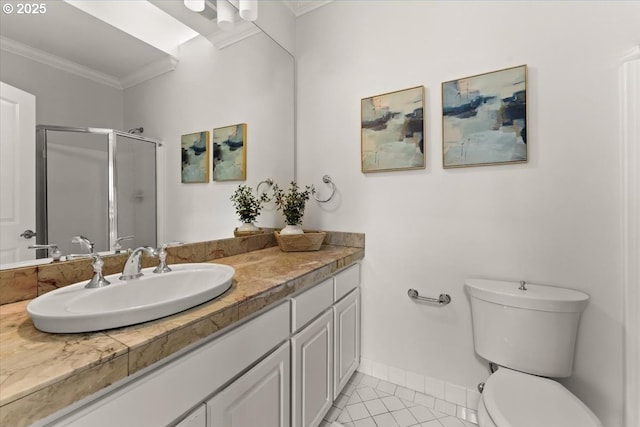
465 278 602 427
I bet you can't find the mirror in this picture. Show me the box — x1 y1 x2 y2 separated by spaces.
0 1 295 268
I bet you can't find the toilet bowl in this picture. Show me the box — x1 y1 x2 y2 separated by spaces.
465 278 602 427
477 368 601 427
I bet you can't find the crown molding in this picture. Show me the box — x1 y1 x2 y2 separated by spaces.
282 0 334 17
207 20 261 50
120 55 179 89
0 36 123 89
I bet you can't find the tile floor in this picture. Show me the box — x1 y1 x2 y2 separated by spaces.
320 372 477 427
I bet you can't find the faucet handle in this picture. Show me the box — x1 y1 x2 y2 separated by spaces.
85 254 111 288
114 235 135 254
28 244 62 261
152 242 181 274
159 241 184 251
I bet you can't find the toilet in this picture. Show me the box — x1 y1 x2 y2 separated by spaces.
465 278 602 427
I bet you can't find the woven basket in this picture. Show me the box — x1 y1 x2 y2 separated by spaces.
274 230 326 252
233 228 265 237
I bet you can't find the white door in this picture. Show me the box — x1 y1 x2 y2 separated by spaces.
334 288 361 397
291 309 334 427
207 341 290 427
0 82 36 266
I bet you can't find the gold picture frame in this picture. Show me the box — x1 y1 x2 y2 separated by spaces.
181 131 210 183
442 65 528 168
212 123 247 181
361 85 425 173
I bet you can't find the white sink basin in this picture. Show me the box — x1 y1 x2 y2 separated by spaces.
27 263 234 333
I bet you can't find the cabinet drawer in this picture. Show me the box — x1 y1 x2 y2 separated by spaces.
333 263 360 302
291 278 333 333
55 302 290 427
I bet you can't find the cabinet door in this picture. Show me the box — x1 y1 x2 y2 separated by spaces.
176 404 206 427
291 309 333 427
333 288 360 397
207 341 290 427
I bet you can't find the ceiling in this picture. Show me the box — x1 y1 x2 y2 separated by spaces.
0 0 334 89
0 1 172 88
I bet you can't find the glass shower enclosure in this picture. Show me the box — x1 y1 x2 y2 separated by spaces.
35 125 161 257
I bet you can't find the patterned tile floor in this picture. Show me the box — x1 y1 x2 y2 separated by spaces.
320 372 477 427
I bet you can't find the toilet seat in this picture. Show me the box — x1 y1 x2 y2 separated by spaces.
482 368 602 427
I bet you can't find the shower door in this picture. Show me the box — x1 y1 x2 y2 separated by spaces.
36 126 160 257
114 132 158 253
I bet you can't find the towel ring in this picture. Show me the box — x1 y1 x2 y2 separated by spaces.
314 175 336 203
256 178 273 195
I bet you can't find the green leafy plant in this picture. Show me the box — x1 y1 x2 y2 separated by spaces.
230 185 270 224
272 181 315 226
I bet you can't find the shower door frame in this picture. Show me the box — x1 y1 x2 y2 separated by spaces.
35 125 162 254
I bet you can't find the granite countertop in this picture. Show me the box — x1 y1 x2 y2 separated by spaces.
0 244 364 426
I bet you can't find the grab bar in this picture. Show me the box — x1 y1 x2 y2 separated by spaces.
407 289 451 305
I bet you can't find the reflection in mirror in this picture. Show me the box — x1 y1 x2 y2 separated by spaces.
0 1 295 269
34 126 160 258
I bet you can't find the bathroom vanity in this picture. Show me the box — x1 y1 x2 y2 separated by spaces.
0 232 364 427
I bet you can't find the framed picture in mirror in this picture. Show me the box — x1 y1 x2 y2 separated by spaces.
442 64 528 168
181 131 210 183
361 85 425 173
212 123 247 181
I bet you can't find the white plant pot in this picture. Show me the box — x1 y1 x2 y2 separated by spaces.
237 222 260 232
280 224 303 235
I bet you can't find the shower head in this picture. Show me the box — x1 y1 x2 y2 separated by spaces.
127 127 144 134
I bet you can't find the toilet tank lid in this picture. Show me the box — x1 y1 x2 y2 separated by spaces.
465 279 589 313
483 368 602 427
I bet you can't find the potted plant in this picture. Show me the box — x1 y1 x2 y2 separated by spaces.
230 184 269 235
272 181 315 235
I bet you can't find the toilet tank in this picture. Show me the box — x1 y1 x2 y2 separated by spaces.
465 279 589 378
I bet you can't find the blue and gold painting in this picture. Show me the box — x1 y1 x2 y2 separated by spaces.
212 123 247 181
442 65 527 168
181 131 210 183
361 86 425 173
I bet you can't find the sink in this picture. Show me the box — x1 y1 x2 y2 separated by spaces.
27 263 235 333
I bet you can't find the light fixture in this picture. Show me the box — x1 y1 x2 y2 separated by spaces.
216 0 235 31
239 0 258 22
184 0 205 12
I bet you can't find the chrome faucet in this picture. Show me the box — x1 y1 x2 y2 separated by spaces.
72 235 95 254
65 235 96 260
120 246 158 280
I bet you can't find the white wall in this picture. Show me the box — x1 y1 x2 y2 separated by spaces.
124 32 295 243
295 1 640 425
0 50 123 128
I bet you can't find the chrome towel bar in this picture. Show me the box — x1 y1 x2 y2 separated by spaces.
408 289 452 305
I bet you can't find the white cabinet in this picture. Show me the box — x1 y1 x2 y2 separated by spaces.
333 288 360 397
39 263 361 427
47 302 289 427
333 264 360 302
206 341 290 427
291 309 333 427
175 405 206 427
